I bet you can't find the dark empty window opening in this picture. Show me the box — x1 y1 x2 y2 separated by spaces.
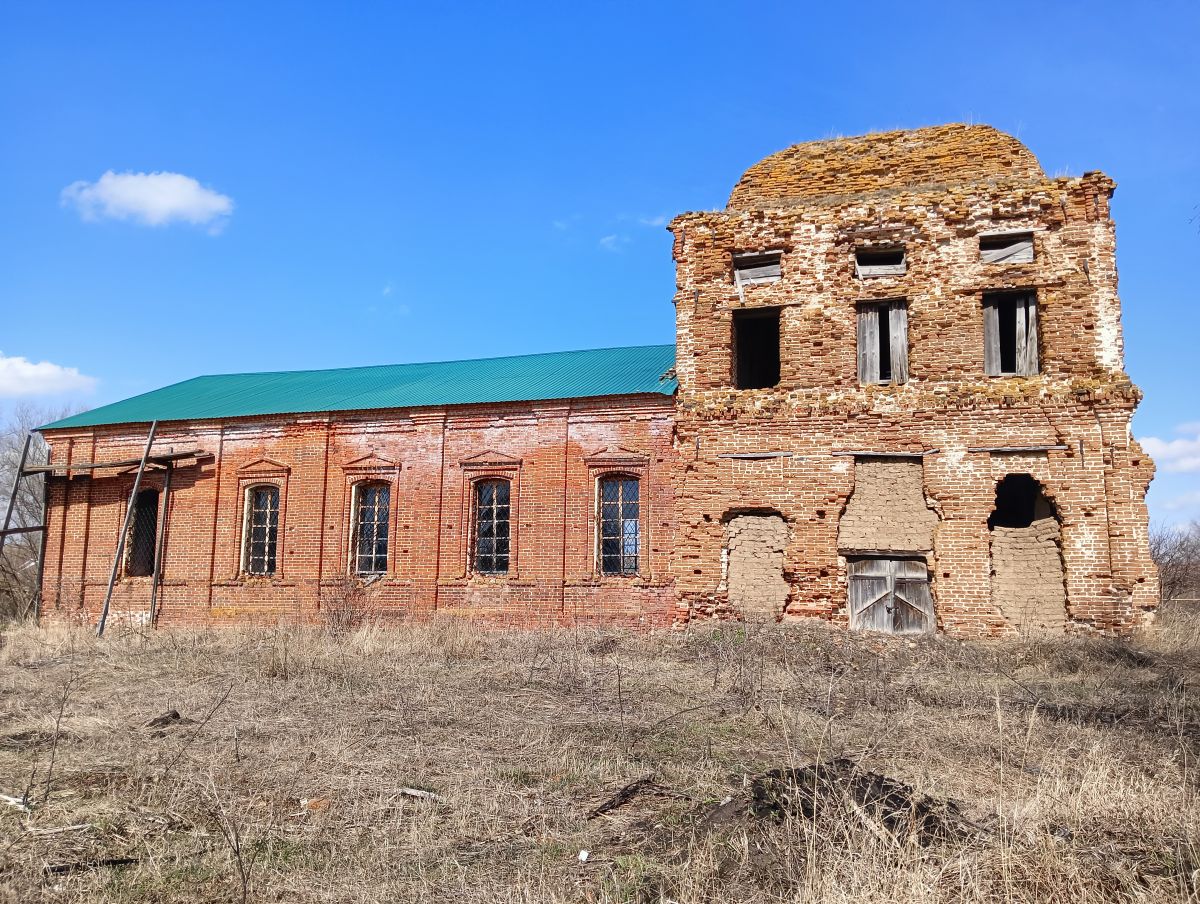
126 489 159 577
733 251 782 287
474 479 511 574
988 473 1043 529
733 308 781 389
244 485 280 576
353 483 390 574
983 291 1038 376
980 232 1034 264
857 300 908 384
599 476 639 575
855 247 906 278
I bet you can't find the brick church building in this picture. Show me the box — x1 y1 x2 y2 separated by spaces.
36 124 1158 635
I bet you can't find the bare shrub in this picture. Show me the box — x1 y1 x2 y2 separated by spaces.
1151 520 1200 602
318 576 368 638
0 404 80 622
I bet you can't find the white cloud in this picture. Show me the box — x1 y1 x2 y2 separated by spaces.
638 214 668 227
0 353 96 397
599 234 630 252
1141 424 1200 473
61 170 234 232
382 283 394 296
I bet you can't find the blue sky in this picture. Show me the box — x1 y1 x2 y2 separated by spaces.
1 1 1197 523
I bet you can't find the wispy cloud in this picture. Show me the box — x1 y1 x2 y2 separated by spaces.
61 170 234 233
599 234 630 252
1140 423 1200 473
637 214 668 227
1163 490 1200 512
382 282 394 296
0 352 96 397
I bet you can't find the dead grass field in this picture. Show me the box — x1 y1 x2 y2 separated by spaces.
1 606 1199 904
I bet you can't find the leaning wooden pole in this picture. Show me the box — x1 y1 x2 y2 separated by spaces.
97 421 157 637
0 433 32 543
33 447 51 623
148 461 172 628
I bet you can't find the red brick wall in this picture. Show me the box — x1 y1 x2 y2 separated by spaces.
39 395 679 629
668 129 1157 635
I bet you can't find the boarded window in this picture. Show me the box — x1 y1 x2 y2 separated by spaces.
848 557 934 634
126 489 159 577
857 300 909 384
352 483 390 575
474 479 511 574
599 476 639 575
980 232 1034 264
732 308 781 389
733 251 782 287
244 485 280 576
855 247 906 278
983 291 1039 376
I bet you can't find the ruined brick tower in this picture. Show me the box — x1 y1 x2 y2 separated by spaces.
668 124 1157 634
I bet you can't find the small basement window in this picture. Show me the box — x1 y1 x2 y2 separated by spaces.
983 291 1039 376
732 308 781 389
732 251 782 287
857 300 909 384
855 247 906 278
980 232 1034 264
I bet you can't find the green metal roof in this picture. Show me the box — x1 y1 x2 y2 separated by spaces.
41 344 677 431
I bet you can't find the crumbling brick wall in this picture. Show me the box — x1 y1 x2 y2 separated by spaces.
669 124 1158 635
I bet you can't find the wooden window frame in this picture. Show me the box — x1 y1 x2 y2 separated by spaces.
983 290 1039 377
857 299 909 385
732 251 783 287
979 231 1035 265
854 246 907 278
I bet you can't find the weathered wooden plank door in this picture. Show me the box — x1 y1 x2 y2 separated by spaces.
848 557 934 634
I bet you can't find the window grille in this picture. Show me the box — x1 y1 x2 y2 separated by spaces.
474 479 510 574
126 489 159 577
353 483 390 574
244 485 280 575
599 476 639 575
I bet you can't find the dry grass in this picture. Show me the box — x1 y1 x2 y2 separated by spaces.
1 605 1198 903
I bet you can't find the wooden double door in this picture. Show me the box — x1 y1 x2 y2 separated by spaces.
848 557 935 634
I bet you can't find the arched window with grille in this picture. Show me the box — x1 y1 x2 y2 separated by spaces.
352 482 390 575
125 489 159 577
243 485 280 575
473 479 510 574
598 475 639 575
